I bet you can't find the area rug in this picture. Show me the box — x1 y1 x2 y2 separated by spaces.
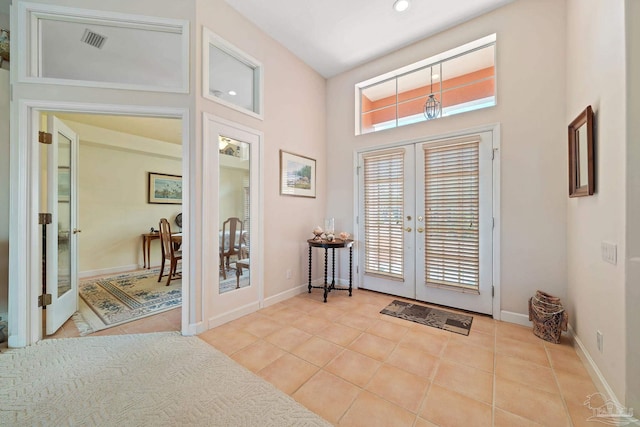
0 332 331 426
219 271 250 294
75 269 181 335
380 300 473 336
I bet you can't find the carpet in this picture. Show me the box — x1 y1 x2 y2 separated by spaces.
0 332 331 426
219 271 251 294
380 300 473 336
75 269 181 335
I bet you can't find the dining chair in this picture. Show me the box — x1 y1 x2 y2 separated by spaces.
220 217 243 280
158 218 182 286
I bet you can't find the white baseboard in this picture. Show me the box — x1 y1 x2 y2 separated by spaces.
79 264 140 279
185 321 205 336
207 301 261 329
500 310 531 327
263 283 309 307
569 325 623 408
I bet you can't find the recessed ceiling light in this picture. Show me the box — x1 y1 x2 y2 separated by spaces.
393 0 410 12
228 90 237 96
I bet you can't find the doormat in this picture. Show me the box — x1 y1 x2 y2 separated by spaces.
380 300 473 336
74 269 181 335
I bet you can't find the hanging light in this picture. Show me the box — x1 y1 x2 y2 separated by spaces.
424 66 441 120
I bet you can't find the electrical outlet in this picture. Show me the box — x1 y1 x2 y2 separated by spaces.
286 269 292 280
601 242 617 265
597 330 604 352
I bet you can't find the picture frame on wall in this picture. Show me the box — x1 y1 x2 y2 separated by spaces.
568 105 595 197
148 172 182 204
280 150 316 198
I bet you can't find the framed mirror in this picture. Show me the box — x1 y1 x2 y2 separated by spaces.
568 105 594 197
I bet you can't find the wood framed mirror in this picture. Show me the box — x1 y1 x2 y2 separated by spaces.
568 105 595 197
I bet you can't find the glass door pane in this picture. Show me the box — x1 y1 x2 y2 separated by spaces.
57 135 72 297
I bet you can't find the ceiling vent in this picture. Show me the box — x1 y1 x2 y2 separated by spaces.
81 29 107 49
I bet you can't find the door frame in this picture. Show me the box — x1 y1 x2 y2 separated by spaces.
353 123 502 319
9 99 191 347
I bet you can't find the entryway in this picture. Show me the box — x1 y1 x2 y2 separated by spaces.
357 130 498 315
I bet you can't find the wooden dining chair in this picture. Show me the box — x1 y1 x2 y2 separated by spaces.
220 217 242 280
158 218 182 286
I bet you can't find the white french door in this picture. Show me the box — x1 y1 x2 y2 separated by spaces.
45 116 79 334
358 132 494 314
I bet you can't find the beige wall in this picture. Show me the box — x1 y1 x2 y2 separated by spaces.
625 0 640 410
219 167 247 229
326 0 568 315
566 0 627 402
58 120 183 274
195 0 327 298
0 68 8 318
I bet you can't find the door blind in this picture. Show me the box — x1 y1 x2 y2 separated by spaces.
424 140 480 290
363 149 405 280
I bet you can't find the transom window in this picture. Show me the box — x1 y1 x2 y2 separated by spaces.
356 34 496 135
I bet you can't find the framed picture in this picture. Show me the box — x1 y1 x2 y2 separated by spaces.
568 105 595 197
148 172 182 204
280 150 316 198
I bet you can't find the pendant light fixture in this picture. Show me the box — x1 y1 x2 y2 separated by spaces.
424 66 441 120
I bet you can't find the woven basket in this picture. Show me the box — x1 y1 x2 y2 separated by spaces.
528 290 568 344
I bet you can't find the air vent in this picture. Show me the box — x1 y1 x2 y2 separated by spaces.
81 29 107 49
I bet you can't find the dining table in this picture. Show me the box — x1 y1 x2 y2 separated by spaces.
141 231 182 269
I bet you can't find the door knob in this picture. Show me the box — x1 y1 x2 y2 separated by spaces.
404 227 412 232
73 228 82 234
417 227 424 233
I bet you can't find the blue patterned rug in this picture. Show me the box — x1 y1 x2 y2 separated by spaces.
74 269 181 335
380 300 473 336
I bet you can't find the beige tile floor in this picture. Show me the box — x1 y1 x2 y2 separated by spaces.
54 289 601 426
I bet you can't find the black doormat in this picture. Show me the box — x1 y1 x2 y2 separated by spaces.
380 300 473 336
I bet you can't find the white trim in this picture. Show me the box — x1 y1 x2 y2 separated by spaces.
17 2 190 93
9 100 192 347
500 310 531 327
78 264 140 279
202 28 264 120
569 325 624 408
263 284 309 307
491 123 501 320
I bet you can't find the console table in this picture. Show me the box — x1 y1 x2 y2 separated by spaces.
307 238 354 303
141 232 182 269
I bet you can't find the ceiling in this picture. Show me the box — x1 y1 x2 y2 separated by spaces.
224 0 514 78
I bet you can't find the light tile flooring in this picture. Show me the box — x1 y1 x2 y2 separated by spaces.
55 289 601 426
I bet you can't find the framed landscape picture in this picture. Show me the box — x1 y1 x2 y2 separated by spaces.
148 172 182 204
280 150 316 198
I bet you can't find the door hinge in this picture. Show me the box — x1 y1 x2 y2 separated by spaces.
492 286 495 297
492 217 495 229
39 213 52 225
492 148 498 160
39 131 53 145
356 216 359 225
356 266 359 274
38 293 52 308
356 166 360 176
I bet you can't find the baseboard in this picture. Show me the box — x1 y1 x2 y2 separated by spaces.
207 301 261 329
263 283 309 307
185 321 205 336
79 264 140 279
500 310 531 327
569 325 623 408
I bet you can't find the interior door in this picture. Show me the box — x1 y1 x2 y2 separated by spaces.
45 116 79 334
358 132 494 314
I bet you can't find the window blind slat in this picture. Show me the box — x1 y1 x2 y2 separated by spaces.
424 140 480 289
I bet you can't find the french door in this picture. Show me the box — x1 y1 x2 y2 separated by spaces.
358 132 494 314
44 116 79 334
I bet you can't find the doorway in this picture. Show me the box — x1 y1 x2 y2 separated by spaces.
357 130 498 315
40 112 186 337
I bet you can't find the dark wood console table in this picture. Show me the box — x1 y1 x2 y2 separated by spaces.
307 238 354 303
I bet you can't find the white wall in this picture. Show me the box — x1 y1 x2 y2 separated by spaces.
625 0 640 411
195 0 327 299
58 120 183 274
219 167 247 229
566 0 627 403
326 0 567 315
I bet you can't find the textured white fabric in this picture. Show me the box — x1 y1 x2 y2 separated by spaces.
0 332 331 426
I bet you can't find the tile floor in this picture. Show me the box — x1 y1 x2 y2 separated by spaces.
54 289 602 426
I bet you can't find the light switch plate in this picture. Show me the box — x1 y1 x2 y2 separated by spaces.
601 242 617 265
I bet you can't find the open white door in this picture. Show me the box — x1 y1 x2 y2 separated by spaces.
45 116 79 335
